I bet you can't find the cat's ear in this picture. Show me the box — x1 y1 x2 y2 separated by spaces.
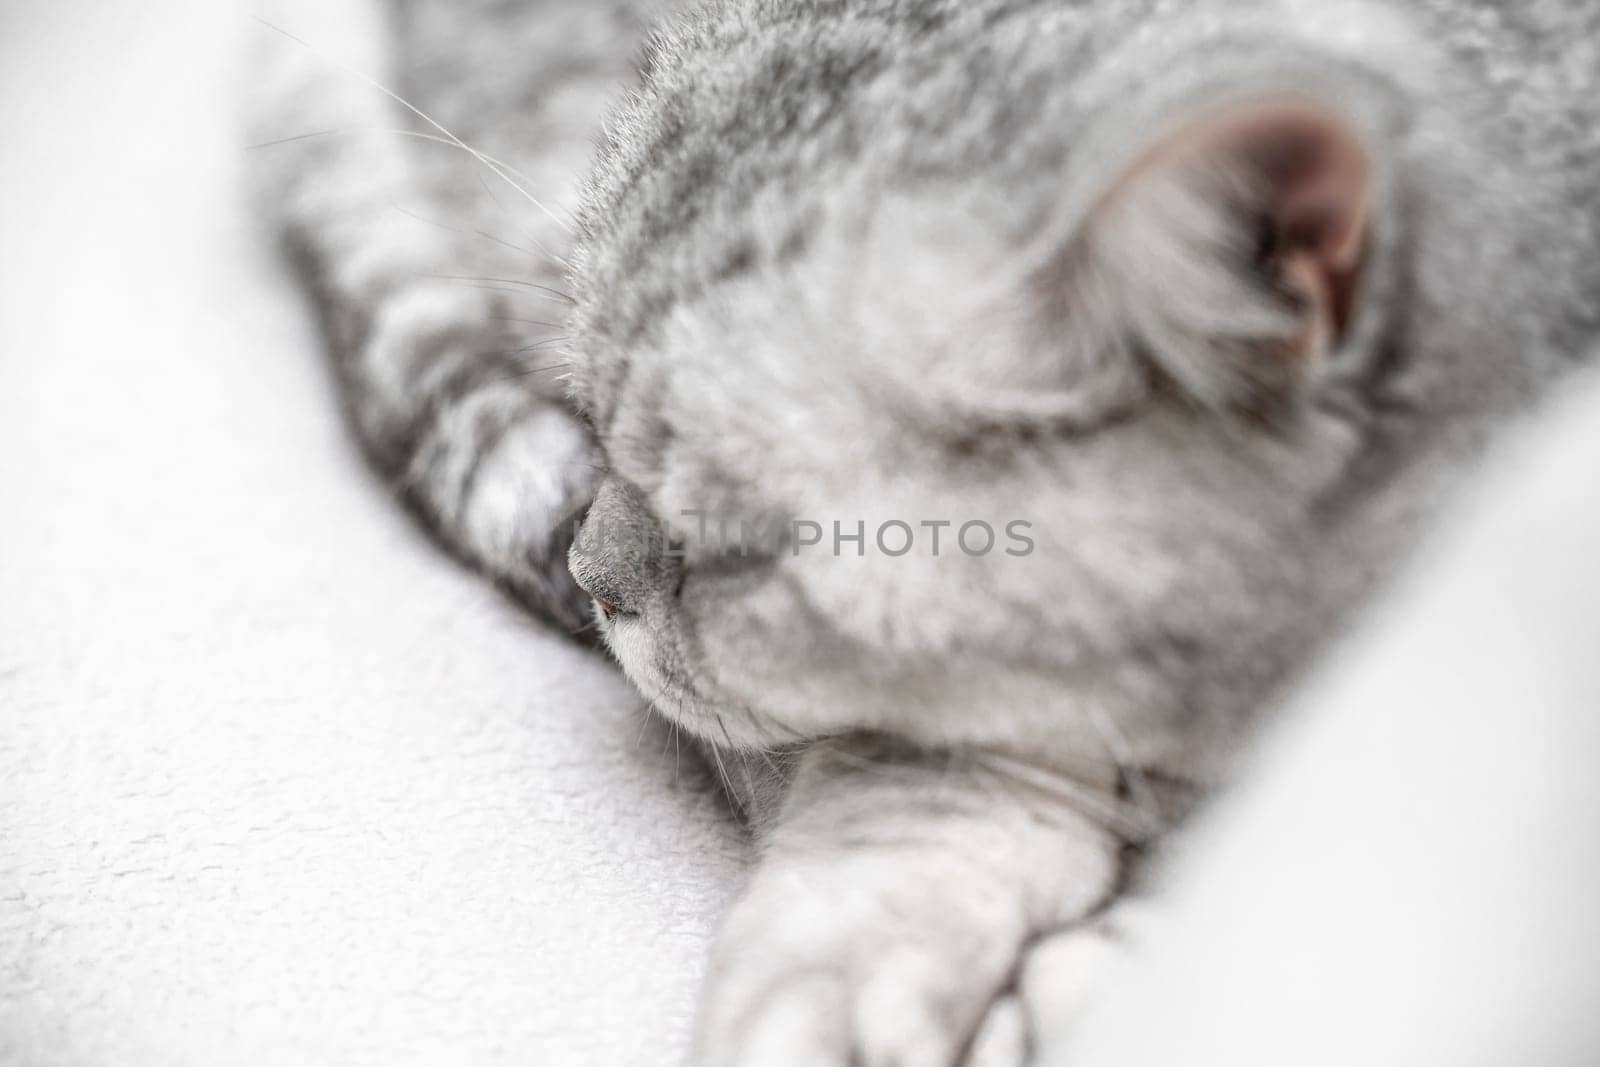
1081 99 1372 409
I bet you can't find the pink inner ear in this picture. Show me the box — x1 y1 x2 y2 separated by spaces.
1225 104 1370 340
1111 99 1373 350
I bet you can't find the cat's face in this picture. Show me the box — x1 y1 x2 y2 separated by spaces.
565 3 1428 760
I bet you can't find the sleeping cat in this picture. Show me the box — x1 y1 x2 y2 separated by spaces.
254 0 1599 1062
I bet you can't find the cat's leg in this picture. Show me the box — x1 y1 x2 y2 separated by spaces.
283 220 597 634
692 739 1125 1067
251 2 595 633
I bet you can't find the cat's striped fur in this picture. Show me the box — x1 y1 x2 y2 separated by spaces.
254 1 1599 1064
253 0 672 633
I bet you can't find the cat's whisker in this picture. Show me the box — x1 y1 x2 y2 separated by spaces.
719 723 761 798
293 128 565 263
470 172 574 269
474 227 549 262
418 273 574 303
481 355 574 380
246 128 341 149
385 200 454 232
419 276 574 312
671 718 684 784
706 719 738 796
510 362 577 377
475 171 504 212
254 18 575 238
510 341 573 358
454 282 574 305
262 135 572 274
383 198 560 266
568 617 601 637
659 713 676 759
475 365 578 391
395 203 558 268
499 317 567 329
747 745 780 776
251 126 544 219
736 701 786 754
633 702 657 751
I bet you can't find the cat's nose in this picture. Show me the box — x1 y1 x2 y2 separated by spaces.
567 476 678 619
569 561 619 617
569 558 628 619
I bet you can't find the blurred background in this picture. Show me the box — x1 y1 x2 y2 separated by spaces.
2 4 1597 1066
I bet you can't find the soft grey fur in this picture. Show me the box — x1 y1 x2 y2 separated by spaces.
255 0 674 633
254 1 1599 1063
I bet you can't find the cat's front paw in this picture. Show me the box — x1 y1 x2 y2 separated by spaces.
693 857 1028 1067
1018 901 1152 1058
450 403 597 633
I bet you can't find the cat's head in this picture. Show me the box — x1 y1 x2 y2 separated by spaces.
563 2 1457 760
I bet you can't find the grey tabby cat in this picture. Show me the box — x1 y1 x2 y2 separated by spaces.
255 0 1599 1062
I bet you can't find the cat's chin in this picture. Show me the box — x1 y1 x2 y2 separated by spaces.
600 610 780 750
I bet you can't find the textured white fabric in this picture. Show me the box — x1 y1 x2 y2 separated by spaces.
0 6 747 1065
